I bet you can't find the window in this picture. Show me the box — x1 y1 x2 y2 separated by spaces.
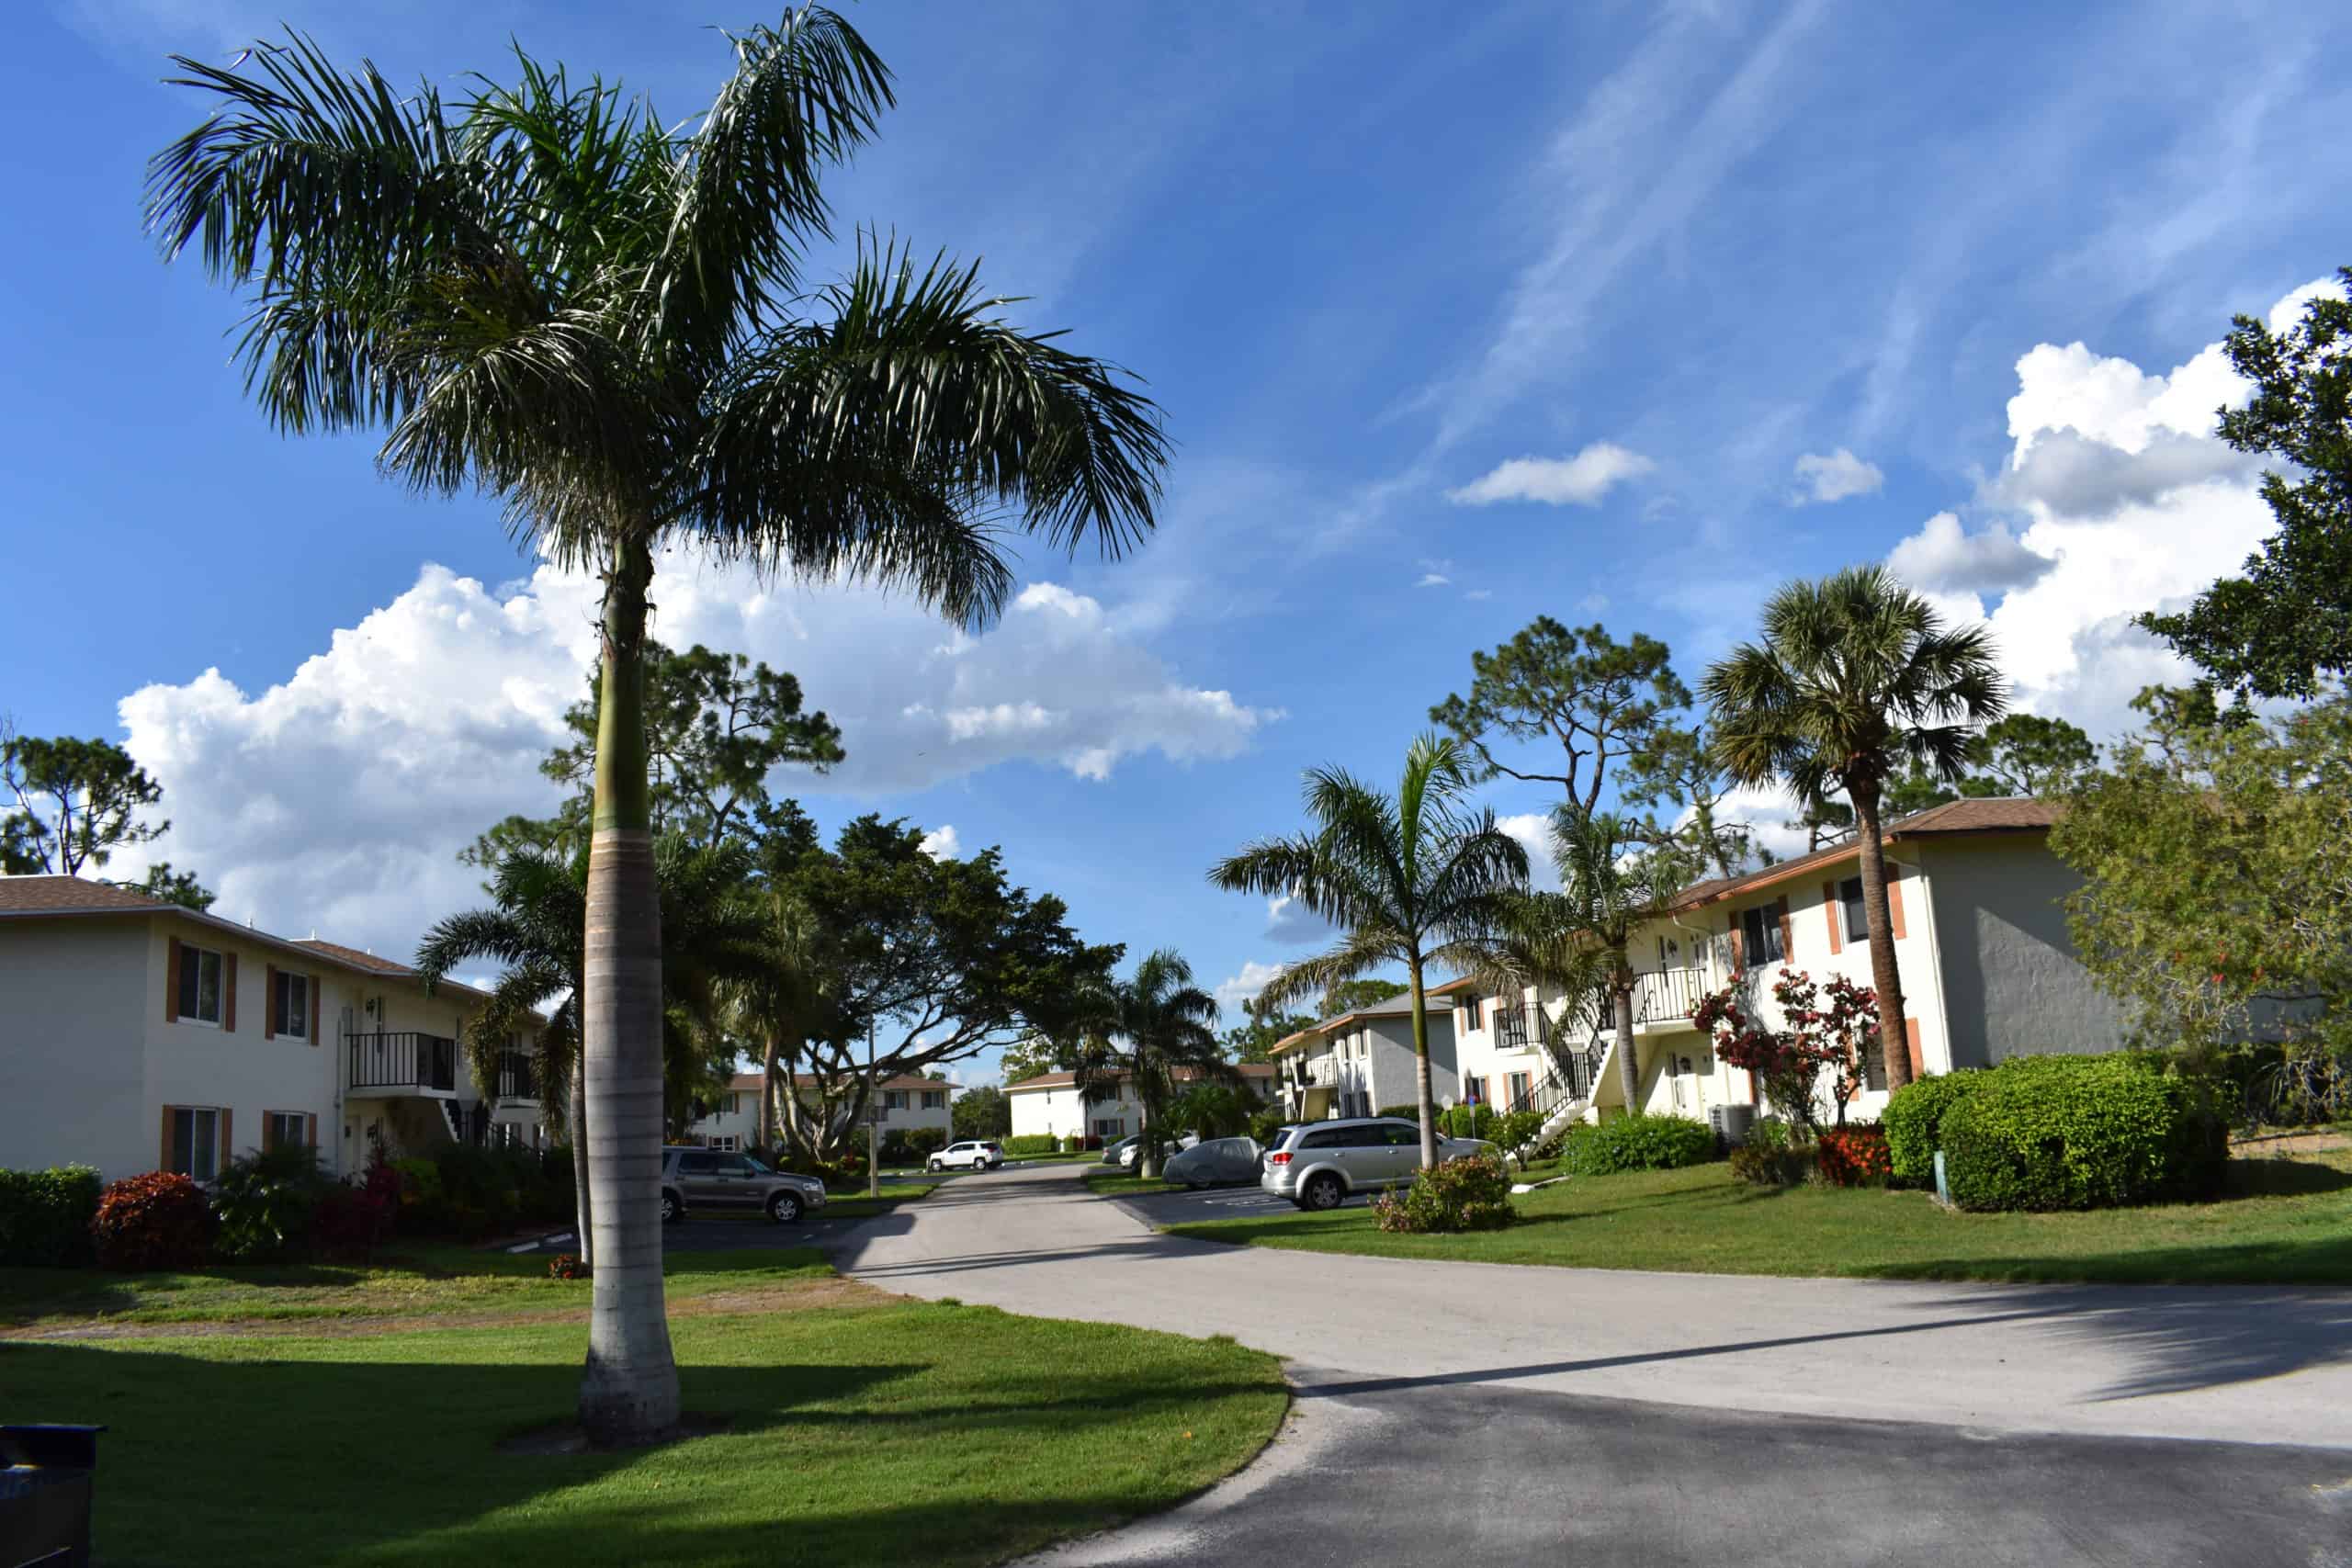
1839 876 1868 942
177 944 224 1025
265 1111 310 1153
1739 905 1785 967
710 1134 741 1153
884 1090 910 1111
1092 1118 1125 1138
1860 1037 1887 1093
1506 1070 1532 1109
920 1089 946 1111
1462 1075 1485 1105
273 970 311 1041
1299 1127 1351 1150
1461 998 1485 1032
1377 1122 1419 1147
166 1107 223 1180
677 1151 719 1175
720 1092 741 1116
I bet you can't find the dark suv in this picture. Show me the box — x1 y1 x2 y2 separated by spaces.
660 1146 827 1224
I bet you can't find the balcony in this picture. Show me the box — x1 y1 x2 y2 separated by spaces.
1632 966 1706 1025
494 1051 536 1103
347 1032 458 1094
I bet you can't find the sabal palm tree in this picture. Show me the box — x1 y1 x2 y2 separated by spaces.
152 10 1164 1444
1210 734 1529 1168
1067 950 1233 1179
1167 1081 1259 1142
1467 810 1694 1115
1702 565 2007 1092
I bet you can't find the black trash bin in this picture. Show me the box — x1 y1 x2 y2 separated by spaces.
1 1425 105 1568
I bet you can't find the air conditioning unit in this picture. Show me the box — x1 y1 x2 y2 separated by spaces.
1710 1103 1757 1149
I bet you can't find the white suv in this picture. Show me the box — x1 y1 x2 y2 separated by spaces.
1260 1118 1494 1210
928 1139 1003 1172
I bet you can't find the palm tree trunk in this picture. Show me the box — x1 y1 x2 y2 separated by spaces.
569 1061 594 1270
1409 956 1439 1168
577 537 679 1447
1612 969 1639 1113
1851 783 1914 1093
756 1032 782 1154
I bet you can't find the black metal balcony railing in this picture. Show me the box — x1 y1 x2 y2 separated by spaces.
1633 965 1706 1024
347 1032 458 1092
495 1051 536 1101
1493 1003 1550 1051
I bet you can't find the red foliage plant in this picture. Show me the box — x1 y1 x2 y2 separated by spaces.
91 1171 213 1271
1815 1124 1893 1187
314 1161 401 1259
1693 970 1882 1131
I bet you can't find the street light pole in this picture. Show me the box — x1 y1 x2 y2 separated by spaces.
866 1015 879 1201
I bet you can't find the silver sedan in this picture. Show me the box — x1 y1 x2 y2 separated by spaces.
1160 1135 1262 1190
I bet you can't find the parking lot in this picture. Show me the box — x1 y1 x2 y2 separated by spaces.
1101 1179 1369 1222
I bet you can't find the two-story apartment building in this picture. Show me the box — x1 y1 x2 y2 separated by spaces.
1431 798 2126 1135
0 875 548 1182
687 1071 958 1151
1007 1063 1278 1143
1266 992 1461 1122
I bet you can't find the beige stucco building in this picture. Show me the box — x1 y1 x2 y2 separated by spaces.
687 1070 959 1152
0 875 548 1182
1008 1063 1278 1143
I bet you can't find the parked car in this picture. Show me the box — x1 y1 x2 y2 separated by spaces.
1161 1135 1261 1190
1259 1118 1495 1210
1100 1134 1140 1168
659 1146 827 1224
929 1139 1004 1172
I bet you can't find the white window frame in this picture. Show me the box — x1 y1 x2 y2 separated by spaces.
920 1089 946 1111
710 1134 741 1153
1092 1117 1125 1138
178 943 225 1028
168 1106 224 1180
720 1092 741 1116
266 1110 309 1153
883 1089 910 1111
274 969 311 1043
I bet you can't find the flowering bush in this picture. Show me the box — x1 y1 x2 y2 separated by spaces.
548 1252 589 1280
1372 1155 1516 1234
92 1172 213 1271
1694 970 1881 1131
1815 1124 1892 1187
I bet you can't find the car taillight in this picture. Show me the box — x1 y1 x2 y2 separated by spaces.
1269 1151 1292 1167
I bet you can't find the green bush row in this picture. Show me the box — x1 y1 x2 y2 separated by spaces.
0 1166 102 1267
1560 1112 1720 1175
1001 1134 1060 1156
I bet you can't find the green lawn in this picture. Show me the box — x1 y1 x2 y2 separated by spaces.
818 1179 938 1220
1082 1168 1186 1197
1161 1151 2352 1286
0 1251 1287 1568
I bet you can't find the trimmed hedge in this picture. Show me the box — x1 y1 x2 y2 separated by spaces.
1560 1112 1720 1176
1001 1134 1060 1156
1883 1069 1985 1184
1939 1055 2227 1213
0 1165 102 1267
1377 1104 1421 1122
1373 1154 1516 1233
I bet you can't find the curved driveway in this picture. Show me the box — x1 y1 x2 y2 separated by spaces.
830 1159 2352 1448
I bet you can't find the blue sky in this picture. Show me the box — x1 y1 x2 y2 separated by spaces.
7 0 2348 1082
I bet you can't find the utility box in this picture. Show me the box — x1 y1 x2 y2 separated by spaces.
1709 1103 1757 1149
1 1424 105 1568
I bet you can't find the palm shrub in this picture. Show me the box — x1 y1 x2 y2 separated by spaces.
1560 1113 1719 1175
1939 1056 2227 1212
0 1166 102 1267
151 7 1165 1447
1066 951 1233 1179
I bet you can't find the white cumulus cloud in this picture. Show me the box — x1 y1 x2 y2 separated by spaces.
1213 959 1288 1017
1446 443 1655 507
109 551 1274 960
1791 447 1884 504
917 825 961 861
1886 513 2055 597
1262 893 1335 946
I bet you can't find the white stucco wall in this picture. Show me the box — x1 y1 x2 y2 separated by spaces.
0 917 154 1178
1917 835 2129 1067
689 1082 956 1148
1009 1084 1140 1141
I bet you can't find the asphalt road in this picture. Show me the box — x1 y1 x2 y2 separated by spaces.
822 1159 2352 1565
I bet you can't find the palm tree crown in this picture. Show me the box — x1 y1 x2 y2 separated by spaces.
1210 733 1528 1167
1067 949 1231 1180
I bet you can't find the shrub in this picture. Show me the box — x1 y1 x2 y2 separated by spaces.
0 1165 102 1267
1372 1155 1516 1234
1495 1109 1545 1158
1560 1113 1719 1176
1939 1056 2228 1212
210 1146 334 1261
92 1172 213 1271
904 1127 948 1159
1883 1070 1986 1184
1377 1103 1421 1122
1439 1104 1499 1140
1002 1134 1059 1156
548 1253 588 1280
1815 1124 1892 1188
1728 1118 1799 1186
1248 1109 1289 1147
314 1163 400 1258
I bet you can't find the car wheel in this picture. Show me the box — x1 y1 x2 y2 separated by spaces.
928 1160 942 1172
1301 1172 1345 1212
660 1190 682 1224
767 1191 802 1224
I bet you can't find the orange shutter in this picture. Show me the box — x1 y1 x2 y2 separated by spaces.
165 937 182 1022
306 1113 319 1148
222 953 239 1032
262 1114 277 1154
1905 1017 1923 1079
218 1109 233 1171
1822 883 1842 954
265 964 278 1039
160 1106 175 1170
1888 871 1908 941
312 976 325 1045
1728 919 1744 972
1776 896 1793 962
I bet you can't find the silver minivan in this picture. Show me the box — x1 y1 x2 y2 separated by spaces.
1260 1117 1492 1210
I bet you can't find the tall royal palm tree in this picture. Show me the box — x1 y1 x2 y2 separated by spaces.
1067 950 1232 1179
1211 734 1529 1168
151 10 1164 1444
1702 565 2007 1092
1467 810 1694 1115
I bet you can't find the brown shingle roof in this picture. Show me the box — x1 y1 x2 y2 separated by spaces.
0 874 166 914
1005 1062 1277 1093
1667 796 2059 915
289 937 415 976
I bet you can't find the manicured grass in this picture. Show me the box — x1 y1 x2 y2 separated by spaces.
0 1246 833 1330
1 1256 1288 1568
817 1179 938 1220
1161 1152 2352 1286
